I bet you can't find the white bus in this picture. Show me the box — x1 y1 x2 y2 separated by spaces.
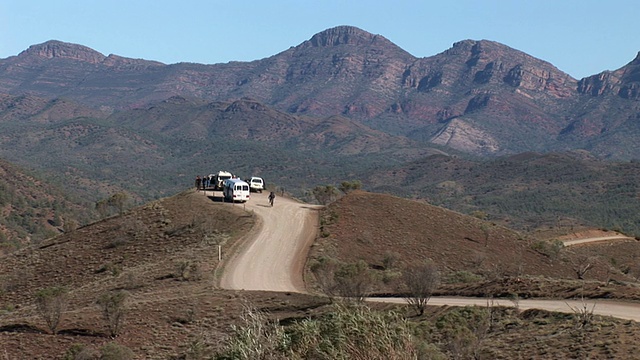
223 178 250 203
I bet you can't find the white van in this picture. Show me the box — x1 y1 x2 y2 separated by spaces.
211 171 233 190
248 176 264 193
223 178 250 203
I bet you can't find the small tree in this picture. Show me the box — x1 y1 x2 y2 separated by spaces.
97 290 128 337
339 180 362 194
62 218 78 233
312 185 339 205
402 260 440 315
35 286 68 334
334 260 374 302
96 199 110 218
107 192 130 216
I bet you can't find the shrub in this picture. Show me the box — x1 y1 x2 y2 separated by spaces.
174 259 202 281
382 251 401 270
64 344 101 360
63 218 78 233
97 290 128 337
215 302 420 360
215 303 286 360
338 180 362 194
100 342 134 360
108 192 130 216
310 256 340 297
531 239 564 259
310 258 375 301
312 185 340 205
334 260 374 302
35 286 68 334
435 306 490 359
286 303 418 359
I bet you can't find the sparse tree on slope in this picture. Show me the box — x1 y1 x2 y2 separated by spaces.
35 286 68 335
312 185 339 205
402 260 440 316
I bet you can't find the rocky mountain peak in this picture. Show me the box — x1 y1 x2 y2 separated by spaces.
307 26 387 48
18 40 106 64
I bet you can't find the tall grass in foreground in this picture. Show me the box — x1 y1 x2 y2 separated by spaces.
215 302 423 360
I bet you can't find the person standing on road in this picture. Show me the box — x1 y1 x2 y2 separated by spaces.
268 191 275 207
195 175 202 190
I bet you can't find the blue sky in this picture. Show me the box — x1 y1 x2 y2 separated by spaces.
2 0 639 79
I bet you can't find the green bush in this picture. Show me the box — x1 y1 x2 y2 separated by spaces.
96 291 128 337
435 306 491 359
100 342 135 360
35 286 68 334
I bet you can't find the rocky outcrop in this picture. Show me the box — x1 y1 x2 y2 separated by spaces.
307 25 384 47
18 40 106 64
429 118 500 154
578 52 640 100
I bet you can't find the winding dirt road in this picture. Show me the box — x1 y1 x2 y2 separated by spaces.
219 192 321 292
218 192 640 322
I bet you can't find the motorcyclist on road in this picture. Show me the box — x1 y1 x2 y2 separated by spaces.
268 191 275 207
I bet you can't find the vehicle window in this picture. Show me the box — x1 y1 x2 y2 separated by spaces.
243 185 249 191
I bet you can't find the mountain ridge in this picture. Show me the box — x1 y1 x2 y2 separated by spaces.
3 25 637 158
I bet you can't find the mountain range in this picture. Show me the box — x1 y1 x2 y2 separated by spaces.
1 25 639 159
1 25 640 243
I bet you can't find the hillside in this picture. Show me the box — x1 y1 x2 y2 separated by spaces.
0 189 331 359
364 152 640 237
0 157 92 253
308 191 640 299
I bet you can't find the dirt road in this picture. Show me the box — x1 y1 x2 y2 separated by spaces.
219 192 321 292
218 192 640 322
562 235 635 247
368 297 640 322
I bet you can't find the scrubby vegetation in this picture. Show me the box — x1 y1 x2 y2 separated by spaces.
214 300 640 360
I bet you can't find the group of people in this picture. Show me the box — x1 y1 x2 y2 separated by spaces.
194 175 211 190
196 175 210 190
